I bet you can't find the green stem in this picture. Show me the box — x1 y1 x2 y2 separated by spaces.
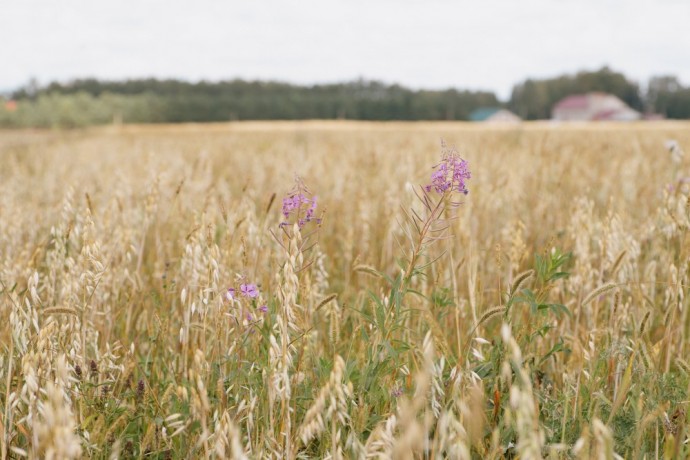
401 193 447 286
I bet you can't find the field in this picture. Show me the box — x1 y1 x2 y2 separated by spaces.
2 121 690 459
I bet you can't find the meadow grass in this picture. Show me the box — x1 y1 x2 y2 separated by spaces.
1 121 690 459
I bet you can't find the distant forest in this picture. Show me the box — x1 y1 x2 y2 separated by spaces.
2 67 690 127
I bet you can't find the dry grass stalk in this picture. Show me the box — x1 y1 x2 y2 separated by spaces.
0 123 688 458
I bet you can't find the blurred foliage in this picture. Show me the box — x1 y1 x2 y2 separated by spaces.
2 68 690 127
0 92 166 128
509 67 645 120
2 79 499 127
509 67 690 120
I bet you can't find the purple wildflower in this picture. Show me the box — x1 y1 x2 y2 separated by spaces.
246 312 254 322
425 147 471 195
258 304 268 313
225 288 236 301
240 283 259 298
281 194 302 219
280 179 322 229
391 387 403 398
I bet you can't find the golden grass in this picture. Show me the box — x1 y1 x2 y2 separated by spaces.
1 121 690 459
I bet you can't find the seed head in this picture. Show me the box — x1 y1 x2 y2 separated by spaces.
137 379 145 400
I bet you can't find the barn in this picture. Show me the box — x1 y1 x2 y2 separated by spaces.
552 93 640 121
469 107 521 123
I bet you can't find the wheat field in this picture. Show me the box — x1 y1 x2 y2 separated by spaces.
1 121 690 459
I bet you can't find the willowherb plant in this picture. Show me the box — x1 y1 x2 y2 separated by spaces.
354 142 473 439
403 141 471 280
225 278 268 324
425 143 471 195
279 177 322 230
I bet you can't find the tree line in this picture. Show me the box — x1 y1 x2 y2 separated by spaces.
508 67 690 120
2 67 689 128
1 79 499 128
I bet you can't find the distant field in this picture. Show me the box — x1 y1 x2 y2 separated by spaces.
2 121 690 458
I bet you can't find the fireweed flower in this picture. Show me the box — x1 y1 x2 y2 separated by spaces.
425 147 471 195
225 281 265 328
280 179 322 229
240 283 259 298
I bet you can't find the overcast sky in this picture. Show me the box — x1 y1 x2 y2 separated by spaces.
3 0 690 99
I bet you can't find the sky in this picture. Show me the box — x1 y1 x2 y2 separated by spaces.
3 0 690 99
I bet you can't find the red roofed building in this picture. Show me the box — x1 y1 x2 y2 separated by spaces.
552 92 640 121
4 100 17 112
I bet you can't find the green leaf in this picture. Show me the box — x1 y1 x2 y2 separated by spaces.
533 324 554 338
539 337 569 364
431 287 455 308
407 288 427 300
473 362 494 379
360 325 369 342
518 288 538 314
548 271 570 282
547 303 572 318
373 300 387 336
382 340 398 359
